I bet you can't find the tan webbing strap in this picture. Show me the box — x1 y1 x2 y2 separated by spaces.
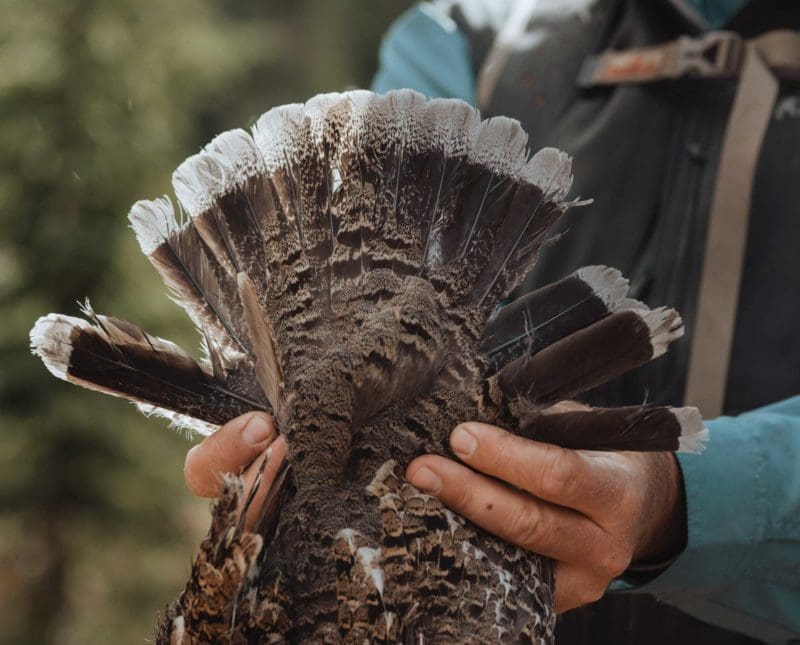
685 32 800 416
752 30 800 81
683 45 779 417
475 1 538 112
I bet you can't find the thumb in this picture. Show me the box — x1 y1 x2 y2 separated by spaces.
184 411 276 497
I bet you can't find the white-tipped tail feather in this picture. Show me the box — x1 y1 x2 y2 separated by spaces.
673 406 709 454
128 197 177 256
470 115 529 177
522 147 573 200
251 103 306 172
574 265 629 310
634 306 685 358
428 97 482 157
32 314 209 436
172 129 263 218
29 313 87 381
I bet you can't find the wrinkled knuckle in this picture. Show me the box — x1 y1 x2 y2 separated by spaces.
536 447 572 496
508 507 544 549
448 484 474 514
492 434 522 473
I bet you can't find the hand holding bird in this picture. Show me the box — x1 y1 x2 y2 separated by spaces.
185 409 686 616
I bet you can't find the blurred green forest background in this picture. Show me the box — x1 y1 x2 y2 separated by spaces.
0 1 411 642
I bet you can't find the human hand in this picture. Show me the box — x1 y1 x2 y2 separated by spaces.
405 415 687 613
184 411 287 530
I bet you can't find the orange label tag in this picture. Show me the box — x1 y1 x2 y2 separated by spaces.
602 50 665 80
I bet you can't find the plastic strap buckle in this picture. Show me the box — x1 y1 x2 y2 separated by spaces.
578 31 743 87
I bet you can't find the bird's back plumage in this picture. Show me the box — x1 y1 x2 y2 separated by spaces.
31 90 706 643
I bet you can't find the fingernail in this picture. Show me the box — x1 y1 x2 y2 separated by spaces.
242 414 272 445
409 466 442 494
451 426 478 457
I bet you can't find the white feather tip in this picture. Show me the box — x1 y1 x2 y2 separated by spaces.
523 147 573 200
128 197 176 255
634 306 685 358
427 98 481 156
673 406 709 454
251 103 306 169
471 115 529 176
171 153 224 217
173 128 263 217
574 265 629 309
29 314 88 380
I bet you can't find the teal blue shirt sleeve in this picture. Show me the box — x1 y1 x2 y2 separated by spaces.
619 396 800 644
371 4 476 104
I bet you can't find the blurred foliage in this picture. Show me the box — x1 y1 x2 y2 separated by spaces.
0 0 410 642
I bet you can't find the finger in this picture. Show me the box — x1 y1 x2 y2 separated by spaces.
184 411 276 497
448 422 622 516
406 455 606 564
553 562 608 614
240 435 288 531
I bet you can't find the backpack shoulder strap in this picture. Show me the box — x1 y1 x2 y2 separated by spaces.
579 30 800 417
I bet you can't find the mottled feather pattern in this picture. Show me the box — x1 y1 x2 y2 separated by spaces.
31 90 706 643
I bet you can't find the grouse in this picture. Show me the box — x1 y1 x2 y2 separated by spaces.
30 90 706 644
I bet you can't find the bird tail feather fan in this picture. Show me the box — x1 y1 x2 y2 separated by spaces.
33 90 579 431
